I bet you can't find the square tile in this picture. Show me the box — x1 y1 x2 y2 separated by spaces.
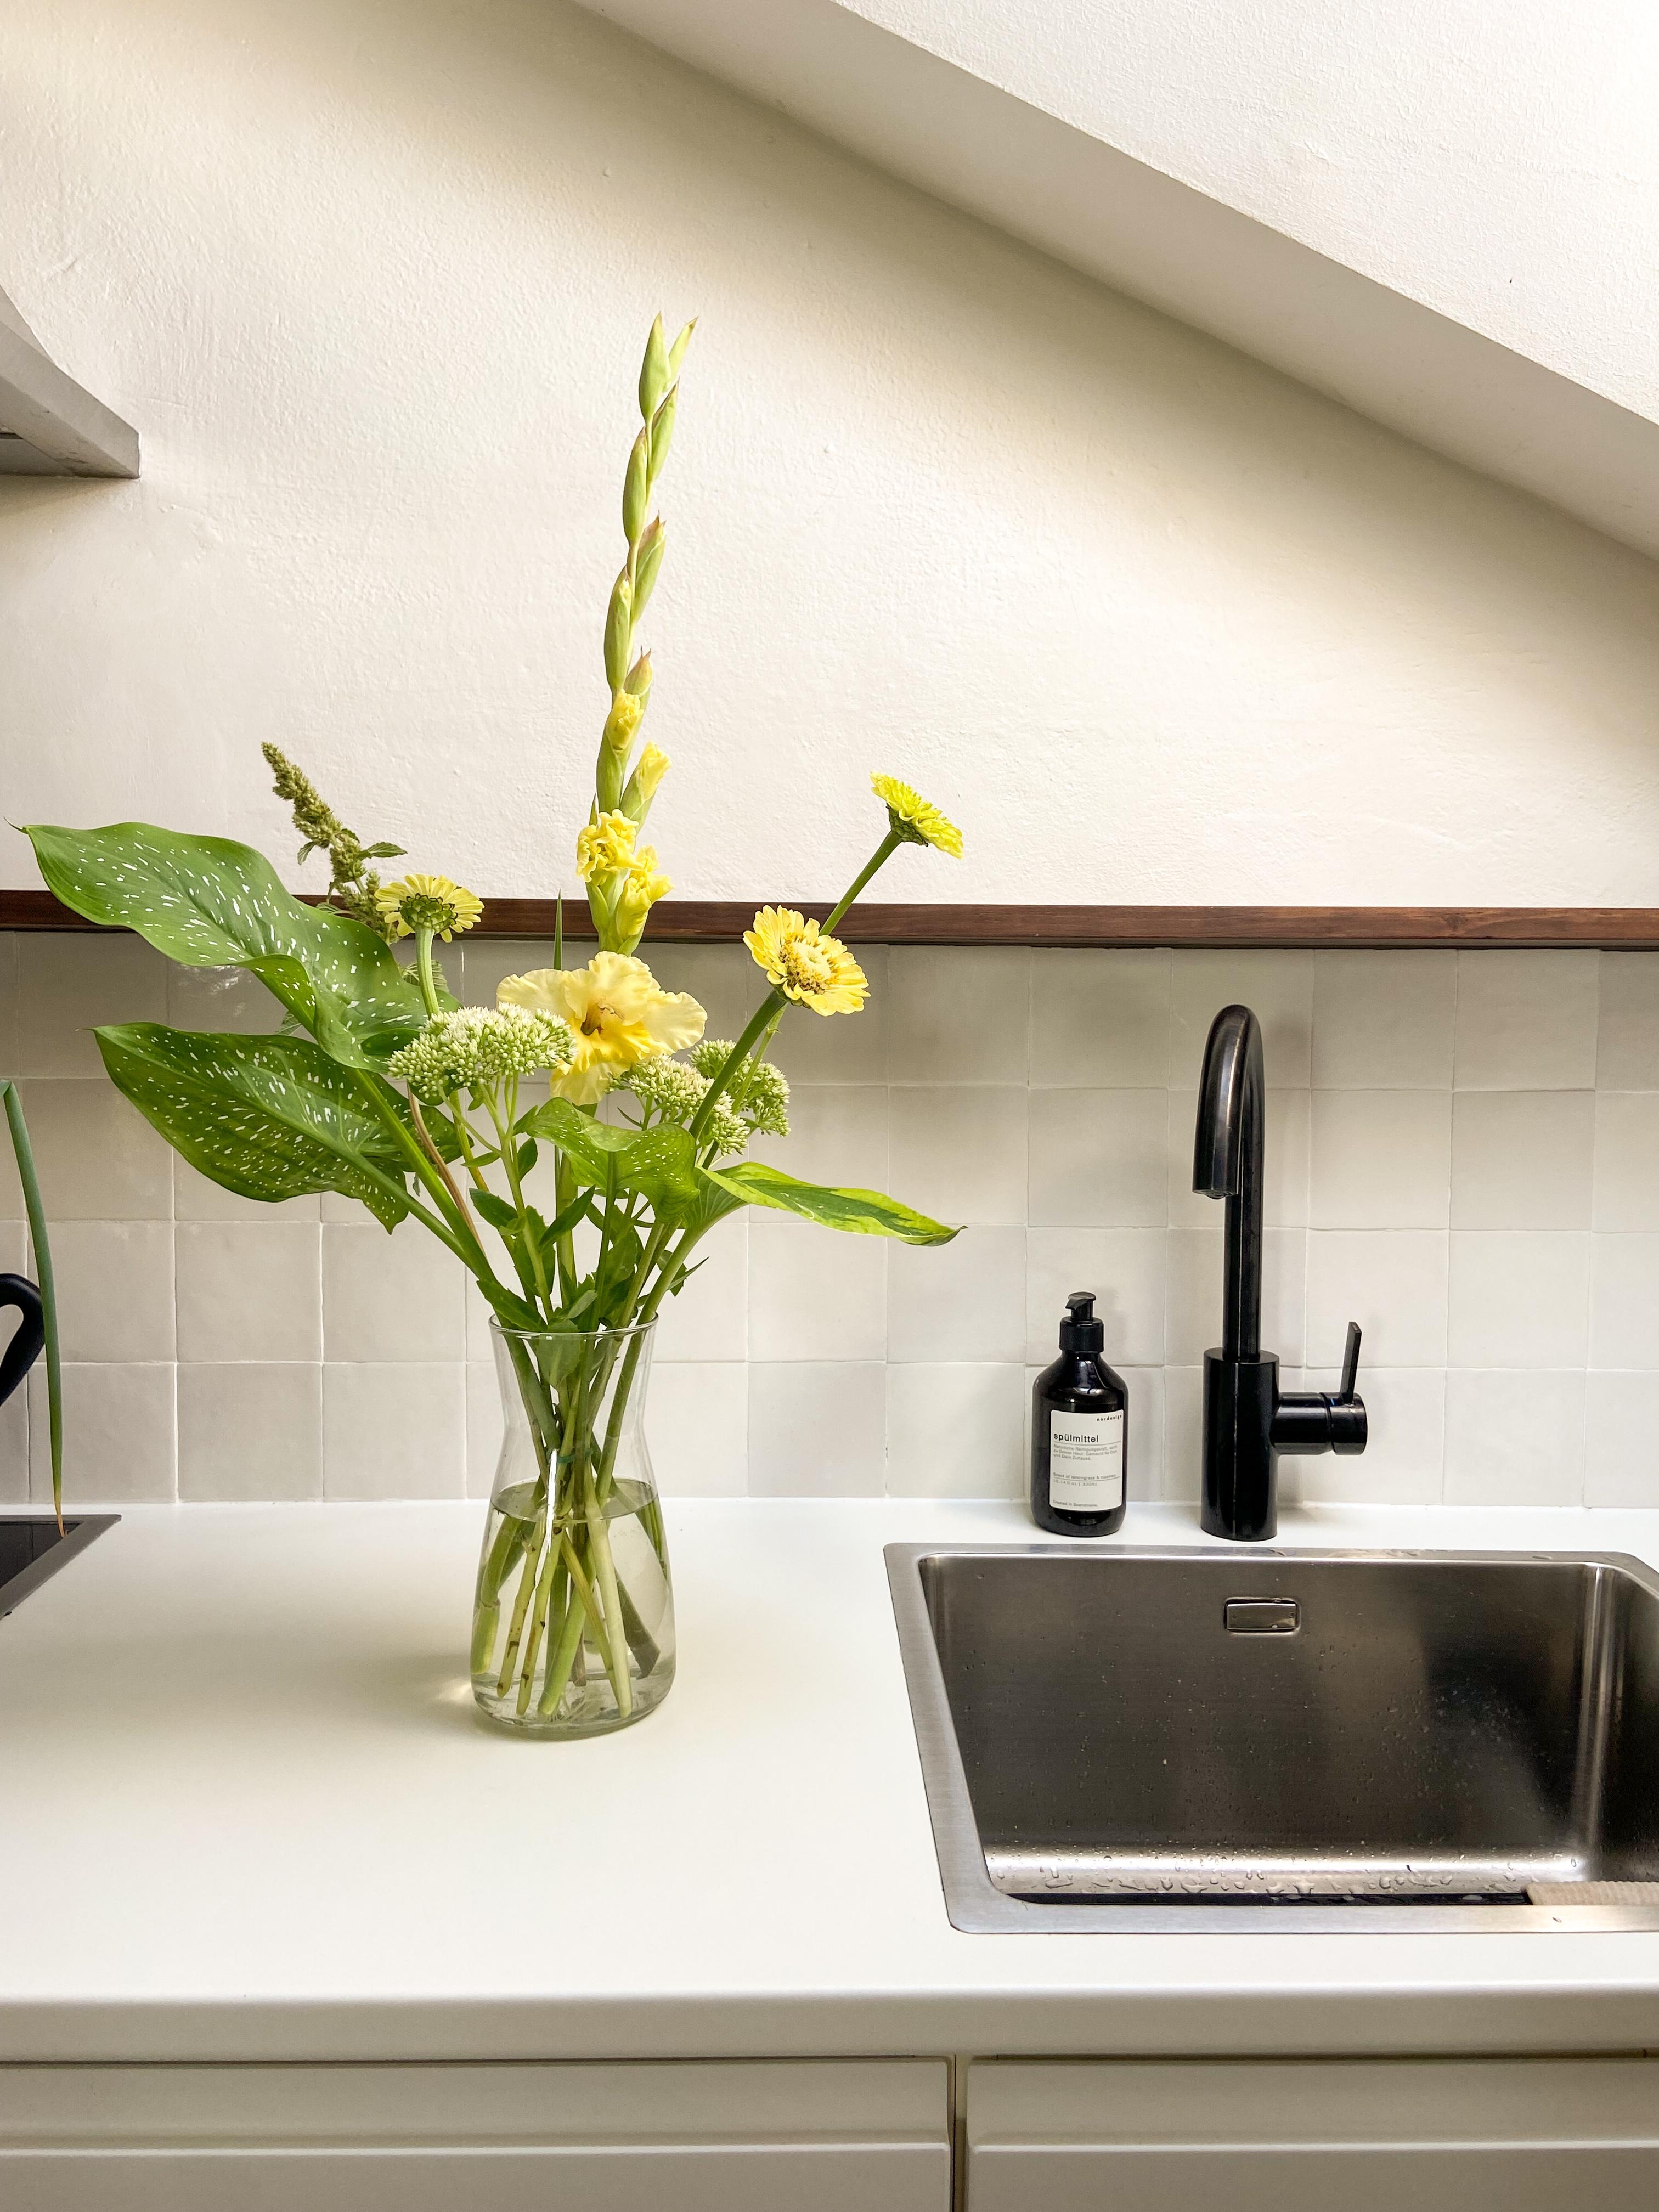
1596 954 1659 1090
749 1085 888 1191
1170 1088 1309 1229
1454 951 1598 1090
167 964 287 1034
890 1085 1028 1226
466 1363 504 1497
1161 1365 1202 1502
322 1363 466 1498
29 1363 176 1502
1448 1231 1589 1368
1584 1372 1659 1507
10 1079 172 1220
1451 1091 1595 1229
888 947 1029 1084
18 933 168 1077
48 1220 174 1361
771 945 889 1084
457 938 557 1006
0 934 18 1080
1169 950 1313 1089
653 1213 748 1362
886 1363 1024 1498
747 1362 885 1496
645 1361 749 1496
1029 1088 1167 1228
1593 1092 1659 1230
177 1220 321 1363
323 1218 466 1362
1312 950 1457 1090
1165 1226 1306 1367
177 1364 323 1500
749 1211 887 1361
890 1226 1025 1363
1026 1226 1166 1367
174 1160 320 1221
1029 950 1171 1086
1443 1368 1584 1506
1305 1229 1448 1368
1589 1233 1659 1370
1308 1090 1451 1228
1280 1367 1444 1505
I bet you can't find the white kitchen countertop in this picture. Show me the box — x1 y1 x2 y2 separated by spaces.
3 1494 1659 2066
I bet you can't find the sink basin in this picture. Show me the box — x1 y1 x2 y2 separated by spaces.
0 1514 117 1616
887 1545 1659 1931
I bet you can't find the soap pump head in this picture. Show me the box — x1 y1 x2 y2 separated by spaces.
1060 1290 1104 1355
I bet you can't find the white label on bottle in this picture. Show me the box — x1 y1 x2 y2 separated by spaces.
1048 1408 1125 1511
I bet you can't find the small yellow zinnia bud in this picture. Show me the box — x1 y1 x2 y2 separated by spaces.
602 690 645 752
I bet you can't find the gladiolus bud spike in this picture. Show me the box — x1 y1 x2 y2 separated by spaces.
638 314 669 421
649 385 678 479
668 318 697 376
624 649 653 699
633 518 666 616
603 571 632 693
623 427 651 542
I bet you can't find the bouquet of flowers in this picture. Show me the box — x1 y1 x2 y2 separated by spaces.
22 318 960 1735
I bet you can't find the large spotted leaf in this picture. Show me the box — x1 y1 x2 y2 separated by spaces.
26 821 427 1068
699 1160 957 1244
95 1023 414 1227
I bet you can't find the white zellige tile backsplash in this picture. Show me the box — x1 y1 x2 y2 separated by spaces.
2 930 1657 1511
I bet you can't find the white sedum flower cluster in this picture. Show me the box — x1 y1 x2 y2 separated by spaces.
388 1006 574 1103
617 1041 791 1160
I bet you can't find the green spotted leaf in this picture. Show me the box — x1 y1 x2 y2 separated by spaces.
95 1023 414 1228
699 1160 957 1245
26 822 427 1068
518 1098 698 1210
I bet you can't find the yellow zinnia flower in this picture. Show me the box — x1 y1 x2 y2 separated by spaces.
575 810 639 883
498 952 704 1104
375 873 484 940
744 907 868 1018
871 774 963 859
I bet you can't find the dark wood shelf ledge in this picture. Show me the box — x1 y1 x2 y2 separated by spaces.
3 890 1658 949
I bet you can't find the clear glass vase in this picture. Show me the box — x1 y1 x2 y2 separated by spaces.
471 1319 675 1737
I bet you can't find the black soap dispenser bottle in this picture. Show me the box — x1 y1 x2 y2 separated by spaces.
1030 1291 1128 1537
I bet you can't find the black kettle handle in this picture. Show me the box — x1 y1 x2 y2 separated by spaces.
0 1274 45 1409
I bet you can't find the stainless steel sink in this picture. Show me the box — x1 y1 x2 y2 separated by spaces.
887 1545 1659 1932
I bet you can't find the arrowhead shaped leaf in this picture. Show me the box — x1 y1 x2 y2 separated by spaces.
26 822 427 1068
700 1161 958 1245
519 1097 698 1209
95 1023 414 1228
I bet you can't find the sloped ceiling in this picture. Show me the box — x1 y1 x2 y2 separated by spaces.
573 0 1659 558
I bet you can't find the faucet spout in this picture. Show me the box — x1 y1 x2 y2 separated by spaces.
1193 1005 1263 1361
1192 1001 1367 1539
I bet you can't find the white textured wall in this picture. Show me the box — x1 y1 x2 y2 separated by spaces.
3 0 1659 908
851 0 1659 422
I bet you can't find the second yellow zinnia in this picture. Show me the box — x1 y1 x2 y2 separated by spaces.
744 907 868 1018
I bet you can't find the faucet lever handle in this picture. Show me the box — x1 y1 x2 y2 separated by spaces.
1338 1321 1362 1402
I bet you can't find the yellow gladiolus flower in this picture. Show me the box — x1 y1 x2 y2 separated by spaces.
375 873 484 940
498 952 704 1104
602 690 644 752
744 907 868 1018
575 810 639 883
871 774 963 859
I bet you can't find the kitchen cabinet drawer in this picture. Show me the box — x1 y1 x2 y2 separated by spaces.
0 2058 949 2211
966 2056 1659 2211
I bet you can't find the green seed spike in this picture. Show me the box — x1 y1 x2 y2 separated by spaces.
638 314 669 422
623 427 651 543
667 317 696 377
649 385 678 481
